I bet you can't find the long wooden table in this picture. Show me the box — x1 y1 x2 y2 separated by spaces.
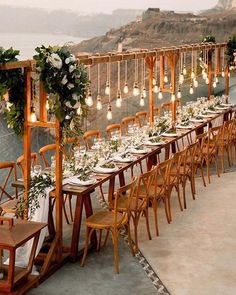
12 107 235 261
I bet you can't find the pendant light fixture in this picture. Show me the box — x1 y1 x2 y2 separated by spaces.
177 86 182 99
96 63 102 110
183 52 187 75
116 60 122 108
107 57 112 121
158 90 163 100
189 83 194 95
133 57 140 96
123 60 129 94
179 52 184 85
105 62 110 95
86 66 93 107
190 47 195 79
221 47 225 77
141 58 147 98
193 51 199 88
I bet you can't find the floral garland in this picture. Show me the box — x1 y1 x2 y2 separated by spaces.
0 47 25 136
34 45 89 141
226 35 236 70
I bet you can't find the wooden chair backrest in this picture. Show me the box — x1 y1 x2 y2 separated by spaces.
64 137 80 158
136 111 148 127
153 107 160 116
121 116 136 134
0 161 18 203
39 144 56 168
155 158 173 193
83 130 101 150
16 153 39 178
113 177 138 227
106 124 121 139
161 100 180 113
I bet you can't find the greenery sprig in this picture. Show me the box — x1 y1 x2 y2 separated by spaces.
226 35 236 69
0 47 25 137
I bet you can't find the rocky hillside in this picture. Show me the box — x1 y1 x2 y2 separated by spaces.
72 8 236 54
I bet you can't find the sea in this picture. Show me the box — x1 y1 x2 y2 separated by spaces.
0 32 236 186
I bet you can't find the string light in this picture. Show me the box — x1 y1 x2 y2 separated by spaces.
116 61 122 108
86 66 93 106
96 63 102 110
133 58 140 96
164 70 168 83
77 103 83 115
158 90 163 100
171 92 176 102
105 62 110 95
123 60 129 94
107 104 112 120
179 52 184 84
153 83 159 93
189 83 194 95
193 78 199 88
141 58 147 98
30 105 37 122
139 93 145 106
205 77 210 85
46 99 49 110
183 53 187 75
107 57 112 120
177 86 182 99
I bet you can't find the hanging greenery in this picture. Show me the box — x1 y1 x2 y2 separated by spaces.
202 35 216 44
226 35 236 69
0 47 25 137
33 45 89 141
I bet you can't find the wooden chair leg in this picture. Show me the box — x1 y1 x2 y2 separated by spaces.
163 198 170 225
112 231 119 274
81 227 94 267
176 183 183 211
206 158 211 184
144 208 152 240
68 194 74 222
214 156 220 178
63 196 70 225
152 201 160 236
182 178 187 209
97 229 103 251
199 164 206 187
132 214 140 253
103 230 110 247
189 175 195 200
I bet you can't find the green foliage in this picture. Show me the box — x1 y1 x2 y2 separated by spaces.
34 45 89 141
0 47 25 137
226 35 236 67
16 173 55 220
202 35 216 43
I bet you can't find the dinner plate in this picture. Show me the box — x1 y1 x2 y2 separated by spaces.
200 114 215 118
144 139 166 146
113 155 136 162
215 106 229 110
93 166 119 174
176 125 192 129
221 103 233 107
130 148 150 154
190 118 204 123
68 176 97 186
162 132 178 137
207 110 218 114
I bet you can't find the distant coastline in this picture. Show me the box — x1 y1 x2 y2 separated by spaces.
0 32 85 60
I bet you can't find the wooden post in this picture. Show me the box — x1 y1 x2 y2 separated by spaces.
225 65 229 96
146 57 155 125
208 50 213 99
55 121 63 262
23 67 32 220
39 82 47 122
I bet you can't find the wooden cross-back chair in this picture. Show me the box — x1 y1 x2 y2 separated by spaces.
121 116 136 134
81 177 138 273
106 124 121 139
0 161 18 215
83 130 101 150
136 111 148 127
39 144 56 168
16 153 39 179
161 99 181 113
153 107 160 117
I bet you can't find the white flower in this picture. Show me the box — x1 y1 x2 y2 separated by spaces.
6 102 13 111
69 54 76 62
65 101 72 108
65 57 70 64
69 119 75 131
69 65 76 73
72 93 78 101
47 53 62 69
61 75 68 85
73 101 81 109
65 115 71 120
67 83 74 90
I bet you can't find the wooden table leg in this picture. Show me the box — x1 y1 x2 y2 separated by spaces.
48 197 55 238
70 196 84 261
147 154 157 170
108 177 115 203
165 144 170 160
83 194 97 248
118 171 125 187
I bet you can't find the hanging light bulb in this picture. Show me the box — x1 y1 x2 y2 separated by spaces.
193 78 199 88
133 82 139 96
46 99 49 111
202 70 208 80
215 76 219 84
116 90 122 108
77 103 83 115
164 71 168 83
86 89 93 107
139 93 145 106
171 92 176 102
142 87 147 98
191 70 195 79
107 104 112 121
221 68 225 77
189 84 194 95
205 77 210 85
123 82 129 94
228 71 231 78
177 87 182 99
30 106 37 122
96 94 102 110
179 72 184 84
152 77 157 86
183 64 187 76
105 81 110 95
158 90 163 100
153 83 159 93
213 80 217 88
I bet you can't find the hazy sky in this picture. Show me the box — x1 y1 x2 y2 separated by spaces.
0 0 218 14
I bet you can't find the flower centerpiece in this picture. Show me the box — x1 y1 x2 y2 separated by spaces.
33 45 89 141
226 35 236 70
0 47 25 136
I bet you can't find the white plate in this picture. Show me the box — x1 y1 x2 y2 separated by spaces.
93 166 119 174
113 155 136 163
200 114 215 118
176 125 192 129
68 176 97 186
190 118 204 123
130 148 149 154
162 132 178 137
207 110 218 114
144 139 166 146
215 106 229 110
221 103 233 107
